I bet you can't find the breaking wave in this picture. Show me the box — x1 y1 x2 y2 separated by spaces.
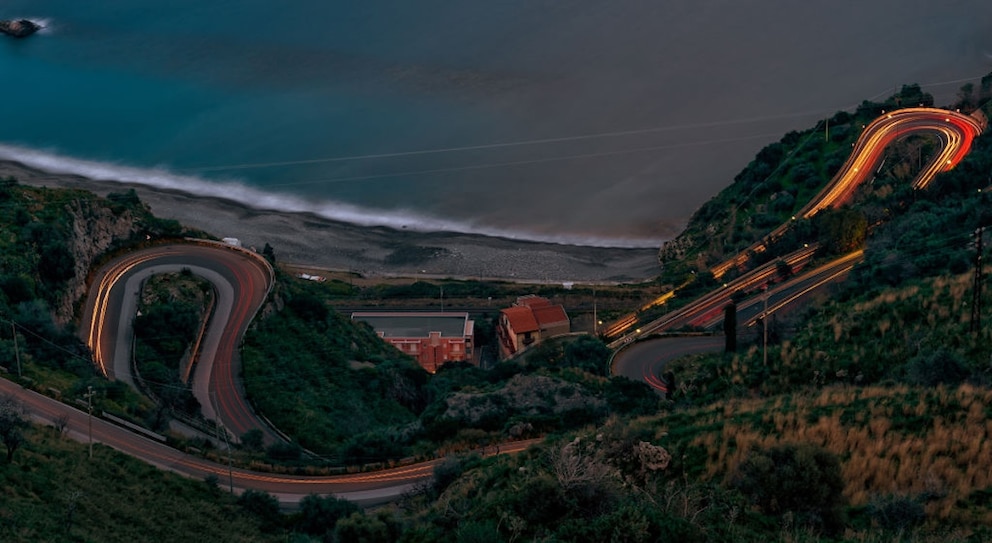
0 144 666 249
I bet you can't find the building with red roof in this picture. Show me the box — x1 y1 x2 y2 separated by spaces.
351 311 474 373
497 295 570 358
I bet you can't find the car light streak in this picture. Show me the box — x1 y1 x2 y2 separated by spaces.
711 108 983 279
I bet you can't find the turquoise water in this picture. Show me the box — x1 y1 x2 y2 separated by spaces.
2 2 991 246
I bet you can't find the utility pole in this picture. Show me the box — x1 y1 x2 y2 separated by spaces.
84 386 95 459
762 286 769 367
223 425 233 494
11 321 21 378
972 227 985 335
212 392 234 493
593 287 598 336
440 285 444 313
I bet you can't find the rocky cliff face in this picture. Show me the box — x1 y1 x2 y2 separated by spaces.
53 199 141 325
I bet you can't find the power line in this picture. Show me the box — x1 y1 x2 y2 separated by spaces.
248 132 787 188
180 113 836 174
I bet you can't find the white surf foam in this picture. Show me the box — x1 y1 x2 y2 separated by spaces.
0 144 666 249
16 17 53 35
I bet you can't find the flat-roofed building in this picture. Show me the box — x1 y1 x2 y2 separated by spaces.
497 295 570 358
351 311 474 373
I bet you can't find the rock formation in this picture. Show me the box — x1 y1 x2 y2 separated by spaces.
0 19 40 38
54 199 141 325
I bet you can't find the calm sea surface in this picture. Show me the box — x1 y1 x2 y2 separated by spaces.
1 1 990 246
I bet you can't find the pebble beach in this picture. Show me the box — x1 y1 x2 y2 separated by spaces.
3 160 663 284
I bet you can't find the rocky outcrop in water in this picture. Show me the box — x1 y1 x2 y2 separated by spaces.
0 19 40 38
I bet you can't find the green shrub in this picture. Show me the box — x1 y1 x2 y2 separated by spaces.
731 443 846 535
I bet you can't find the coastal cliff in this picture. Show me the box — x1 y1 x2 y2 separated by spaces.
0 19 40 38
55 199 142 324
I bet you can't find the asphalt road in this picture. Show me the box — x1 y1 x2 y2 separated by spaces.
68 240 539 504
612 335 725 391
0 375 531 506
80 241 277 443
611 250 864 391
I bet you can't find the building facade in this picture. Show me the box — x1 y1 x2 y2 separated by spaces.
350 311 475 373
496 295 570 358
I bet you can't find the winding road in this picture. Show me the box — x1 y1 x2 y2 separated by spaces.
0 374 536 506
613 107 984 390
710 107 984 279
2 107 986 505
80 241 278 443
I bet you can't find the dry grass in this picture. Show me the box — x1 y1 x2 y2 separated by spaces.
676 384 992 522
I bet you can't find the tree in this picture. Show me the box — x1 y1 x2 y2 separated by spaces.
237 489 282 532
63 489 84 535
662 370 677 401
957 82 976 111
54 412 70 437
432 453 481 495
335 510 401 543
240 428 264 452
815 208 867 255
341 431 404 465
563 335 612 375
775 260 793 281
262 243 276 265
980 72 992 103
0 393 27 463
896 84 933 108
295 494 360 537
723 302 737 353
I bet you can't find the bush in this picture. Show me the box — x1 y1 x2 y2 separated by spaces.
335 511 401 543
903 348 970 387
731 443 846 534
562 335 612 376
340 431 405 465
241 429 264 452
555 504 704 543
237 489 282 532
266 441 303 463
294 494 359 537
432 453 481 495
868 494 926 531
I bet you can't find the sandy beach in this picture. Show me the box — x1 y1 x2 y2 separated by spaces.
2 160 663 284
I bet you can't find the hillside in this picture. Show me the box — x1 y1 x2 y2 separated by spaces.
1 76 992 541
658 83 990 286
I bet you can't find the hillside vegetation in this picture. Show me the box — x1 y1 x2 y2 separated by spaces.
0 182 205 425
1 76 992 541
241 277 658 464
659 83 968 285
0 425 281 542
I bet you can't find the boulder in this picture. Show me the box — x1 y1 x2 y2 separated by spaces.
0 19 40 38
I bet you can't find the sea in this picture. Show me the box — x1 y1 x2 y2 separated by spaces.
1 1 991 248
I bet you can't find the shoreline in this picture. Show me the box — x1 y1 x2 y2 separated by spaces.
1 159 663 284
